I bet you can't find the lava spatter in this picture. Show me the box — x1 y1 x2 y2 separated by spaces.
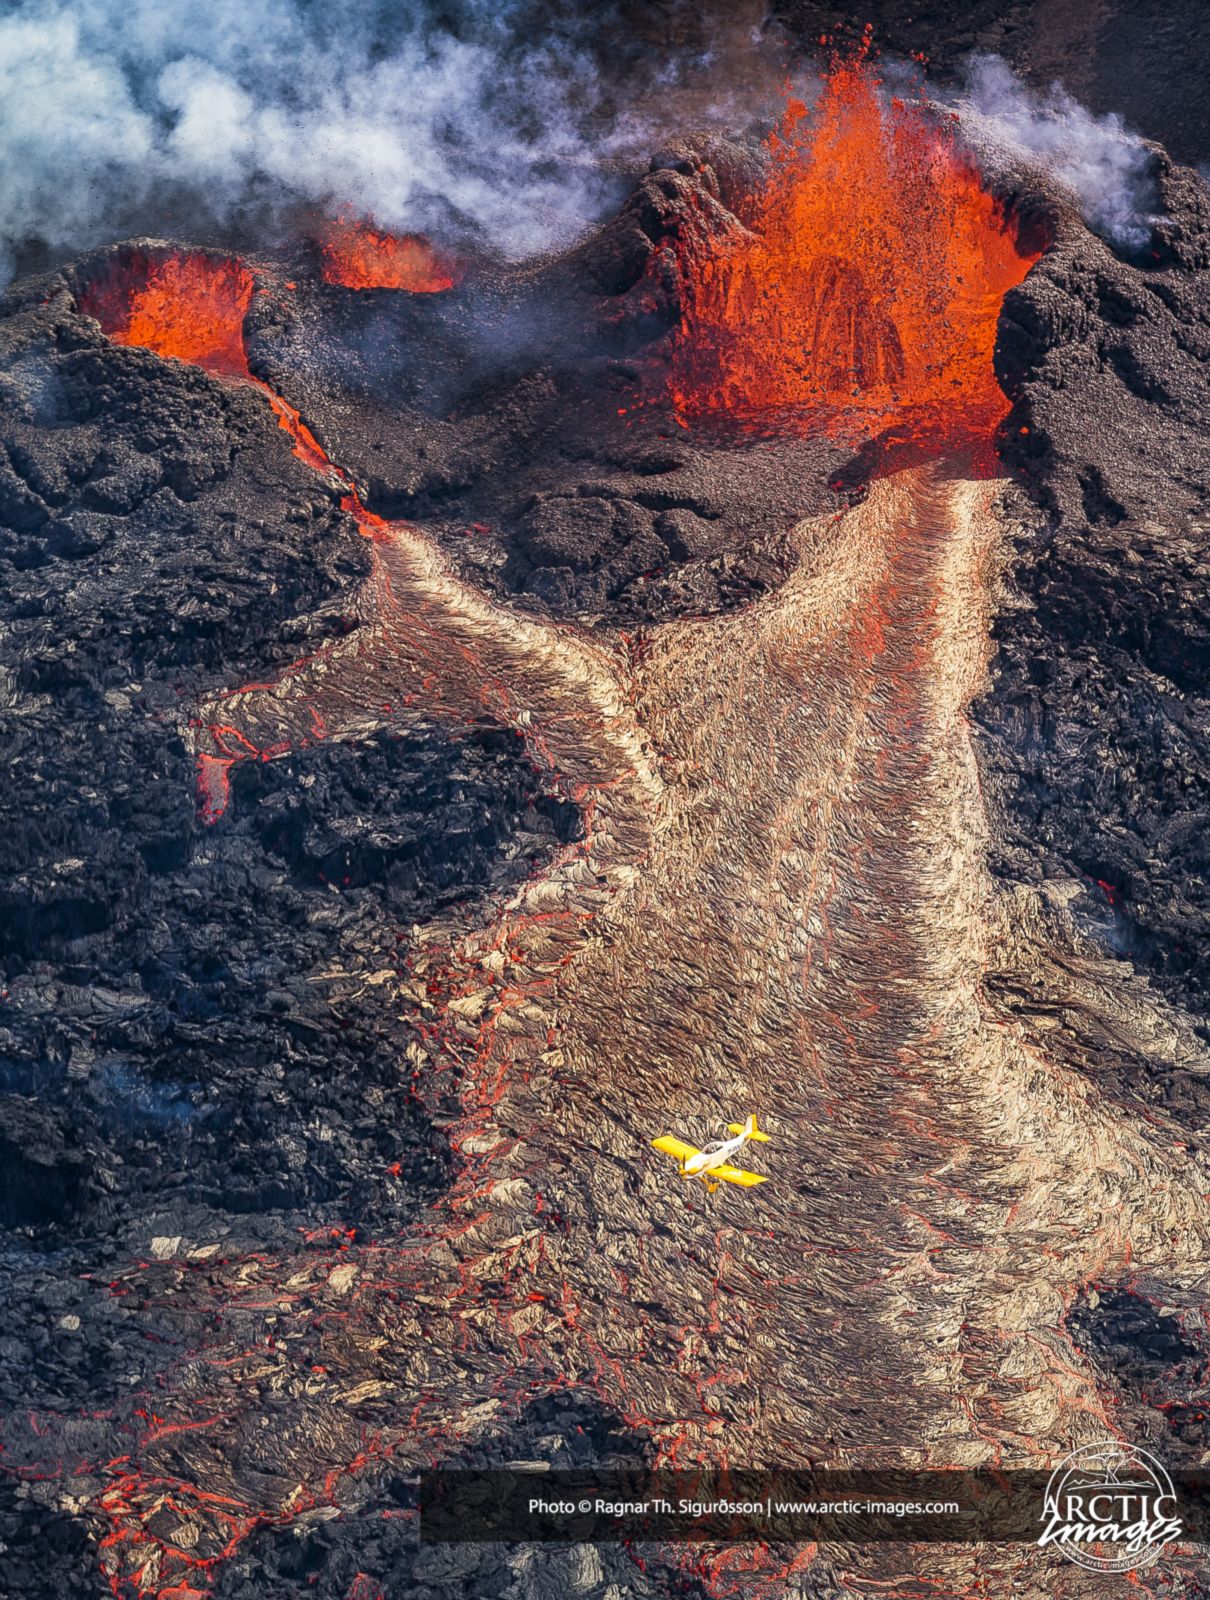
669 55 1040 447
78 251 255 379
320 218 458 291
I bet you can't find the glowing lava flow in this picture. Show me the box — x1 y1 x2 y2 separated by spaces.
669 55 1039 443
77 247 401 820
320 218 458 291
44 95 1210 1600
44 462 1210 1600
78 251 254 378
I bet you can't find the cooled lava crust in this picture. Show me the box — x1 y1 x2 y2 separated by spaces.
0 59 1209 1600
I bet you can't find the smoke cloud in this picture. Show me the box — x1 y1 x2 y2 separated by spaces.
958 54 1158 250
1 10 1163 286
0 0 767 282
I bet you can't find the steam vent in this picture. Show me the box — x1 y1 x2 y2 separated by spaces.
2 4 1210 1598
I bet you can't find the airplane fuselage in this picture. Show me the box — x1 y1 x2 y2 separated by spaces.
683 1124 751 1177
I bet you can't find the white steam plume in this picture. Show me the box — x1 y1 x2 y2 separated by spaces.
0 0 755 282
958 54 1157 250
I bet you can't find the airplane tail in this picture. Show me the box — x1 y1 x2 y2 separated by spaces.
728 1114 771 1143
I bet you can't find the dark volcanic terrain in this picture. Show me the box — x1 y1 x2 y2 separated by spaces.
977 149 1210 1091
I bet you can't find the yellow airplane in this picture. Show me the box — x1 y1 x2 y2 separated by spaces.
652 1114 771 1193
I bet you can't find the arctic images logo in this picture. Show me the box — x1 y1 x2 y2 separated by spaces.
1038 1442 1183 1572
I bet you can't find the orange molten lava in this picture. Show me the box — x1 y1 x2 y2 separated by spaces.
76 244 407 828
670 58 1040 443
321 219 457 291
78 250 254 378
77 248 395 574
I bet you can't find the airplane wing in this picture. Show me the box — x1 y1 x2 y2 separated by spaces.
652 1135 699 1162
713 1162 768 1187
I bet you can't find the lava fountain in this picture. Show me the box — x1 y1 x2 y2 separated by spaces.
320 218 459 291
670 54 1039 446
